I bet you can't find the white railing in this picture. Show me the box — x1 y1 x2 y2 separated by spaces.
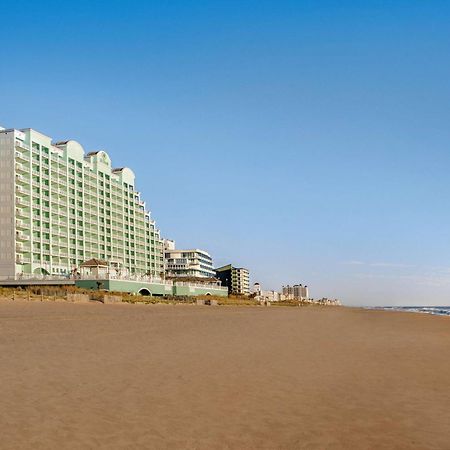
15 140 30 150
174 281 227 290
6 273 228 291
16 186 30 195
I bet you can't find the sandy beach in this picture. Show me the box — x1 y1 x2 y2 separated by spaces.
1 301 449 449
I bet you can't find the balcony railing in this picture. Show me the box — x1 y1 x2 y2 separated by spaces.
15 151 30 162
15 174 30 185
16 231 30 241
15 198 30 208
16 186 31 197
16 219 28 229
16 242 31 252
6 273 229 291
15 140 30 151
16 208 29 218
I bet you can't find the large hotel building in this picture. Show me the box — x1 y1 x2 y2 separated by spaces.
0 127 164 280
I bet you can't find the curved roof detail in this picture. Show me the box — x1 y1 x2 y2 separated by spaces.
54 140 85 160
85 150 112 167
112 167 135 183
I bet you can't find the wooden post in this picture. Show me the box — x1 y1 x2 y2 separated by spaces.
12 291 15 301
41 293 44 302
28 291 30 302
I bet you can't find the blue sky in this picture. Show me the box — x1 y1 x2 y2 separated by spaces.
1 1 450 305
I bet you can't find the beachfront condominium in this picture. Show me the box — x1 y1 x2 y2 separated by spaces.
282 284 309 300
215 264 250 295
164 240 216 278
0 126 164 280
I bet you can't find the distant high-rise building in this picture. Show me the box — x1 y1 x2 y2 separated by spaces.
282 284 309 300
216 264 250 295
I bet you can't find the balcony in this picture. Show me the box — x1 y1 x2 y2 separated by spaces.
57 178 67 188
16 255 31 265
15 161 29 173
15 140 30 151
16 186 30 195
15 174 29 185
53 218 68 226
15 195 30 206
15 151 30 163
16 241 31 252
16 207 29 219
16 231 30 241
52 228 66 237
16 219 28 229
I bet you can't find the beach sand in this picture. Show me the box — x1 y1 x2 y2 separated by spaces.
1 301 449 449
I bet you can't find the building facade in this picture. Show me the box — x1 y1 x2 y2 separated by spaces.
215 264 250 295
0 127 164 280
252 282 280 302
282 284 309 300
164 245 216 278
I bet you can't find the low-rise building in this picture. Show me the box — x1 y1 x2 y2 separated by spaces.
216 264 250 295
164 242 216 278
252 282 280 302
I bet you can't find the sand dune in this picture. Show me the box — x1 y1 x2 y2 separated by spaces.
0 301 449 449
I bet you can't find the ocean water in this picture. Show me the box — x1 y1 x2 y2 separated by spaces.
377 306 450 317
